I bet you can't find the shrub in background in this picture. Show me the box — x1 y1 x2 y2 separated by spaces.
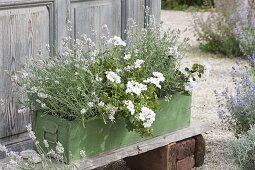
230 125 255 170
193 1 243 57
162 0 213 10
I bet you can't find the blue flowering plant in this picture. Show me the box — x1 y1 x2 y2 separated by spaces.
14 17 205 136
217 54 255 136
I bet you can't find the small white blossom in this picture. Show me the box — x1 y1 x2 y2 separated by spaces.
152 72 165 81
139 107 156 128
0 144 8 153
43 140 49 148
31 86 38 93
106 71 121 84
38 92 48 99
108 36 126 47
22 72 29 78
26 124 36 141
124 100 135 115
55 81 60 84
98 101 105 107
56 142 64 154
126 81 147 96
18 108 29 114
80 109 87 115
80 150 86 158
124 54 131 60
75 72 79 76
87 102 94 108
108 106 118 121
134 59 145 68
36 99 41 103
124 65 133 72
95 75 103 82
41 103 46 108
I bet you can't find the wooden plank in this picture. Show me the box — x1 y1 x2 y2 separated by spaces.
71 0 122 43
73 121 210 170
146 0 161 24
125 0 145 28
0 4 51 138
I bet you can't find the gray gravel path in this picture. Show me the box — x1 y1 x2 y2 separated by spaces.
161 10 240 170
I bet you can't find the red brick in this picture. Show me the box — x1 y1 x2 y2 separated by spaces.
176 138 195 160
177 155 195 170
194 135 206 167
125 143 177 170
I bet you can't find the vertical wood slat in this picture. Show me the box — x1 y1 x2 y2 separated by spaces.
0 4 51 138
71 0 122 44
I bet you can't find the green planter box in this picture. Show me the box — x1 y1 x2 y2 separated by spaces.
33 94 191 163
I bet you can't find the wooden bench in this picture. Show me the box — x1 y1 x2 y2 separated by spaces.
0 120 210 170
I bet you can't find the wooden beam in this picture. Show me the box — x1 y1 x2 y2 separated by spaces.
73 121 210 170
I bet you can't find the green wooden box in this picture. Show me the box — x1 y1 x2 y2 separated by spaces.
33 94 191 163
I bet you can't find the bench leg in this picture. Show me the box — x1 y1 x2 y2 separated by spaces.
124 135 205 170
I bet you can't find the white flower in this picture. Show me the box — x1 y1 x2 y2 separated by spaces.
17 108 29 114
134 59 145 68
87 102 94 108
124 65 133 72
124 100 135 115
109 106 118 122
22 72 29 78
36 99 41 103
43 140 49 148
185 77 197 92
75 72 79 76
0 144 8 153
80 109 87 115
98 101 105 107
126 81 147 96
31 86 38 93
56 142 64 154
38 92 48 99
108 36 126 47
41 103 47 108
139 107 156 128
144 77 162 88
55 81 60 84
153 72 165 81
144 72 165 89
124 54 131 60
80 150 86 158
106 71 121 84
95 75 103 82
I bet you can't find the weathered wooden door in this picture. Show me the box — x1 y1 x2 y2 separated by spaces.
0 0 161 153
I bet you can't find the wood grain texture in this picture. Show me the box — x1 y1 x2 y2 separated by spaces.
125 0 145 28
73 121 210 170
71 0 121 43
0 5 51 138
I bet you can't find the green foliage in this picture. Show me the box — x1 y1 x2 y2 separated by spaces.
162 0 213 10
230 125 255 170
15 15 204 136
194 7 243 57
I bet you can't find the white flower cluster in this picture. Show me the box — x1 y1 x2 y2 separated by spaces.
124 54 131 60
108 36 126 47
124 100 135 115
144 72 165 89
134 59 145 68
108 106 118 121
139 107 156 128
26 124 36 141
126 81 147 96
56 141 64 154
106 71 121 84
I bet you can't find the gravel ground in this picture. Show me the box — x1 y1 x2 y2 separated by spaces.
162 10 240 170
98 10 241 170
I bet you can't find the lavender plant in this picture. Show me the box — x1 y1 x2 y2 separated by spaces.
233 1 255 56
217 55 255 136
